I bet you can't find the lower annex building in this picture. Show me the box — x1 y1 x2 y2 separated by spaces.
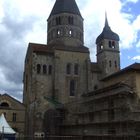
23 0 140 139
0 94 25 138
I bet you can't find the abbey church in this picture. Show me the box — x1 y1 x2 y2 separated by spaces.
23 0 140 139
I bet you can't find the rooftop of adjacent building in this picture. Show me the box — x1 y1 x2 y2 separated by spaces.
102 63 140 81
0 93 25 108
83 81 134 96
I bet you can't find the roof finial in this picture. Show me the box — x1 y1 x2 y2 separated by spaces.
104 11 110 30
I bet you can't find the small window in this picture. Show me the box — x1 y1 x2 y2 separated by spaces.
109 41 112 48
56 17 61 25
57 30 60 35
69 30 72 36
48 65 52 75
74 64 79 75
68 16 74 25
13 113 17 122
66 63 71 75
70 80 76 96
99 44 103 50
57 29 61 37
43 65 47 74
109 41 115 49
37 64 41 74
109 60 112 67
112 41 115 48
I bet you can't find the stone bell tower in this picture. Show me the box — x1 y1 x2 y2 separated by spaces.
96 14 120 78
47 0 84 47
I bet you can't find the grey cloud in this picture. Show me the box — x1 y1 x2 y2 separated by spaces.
0 3 41 101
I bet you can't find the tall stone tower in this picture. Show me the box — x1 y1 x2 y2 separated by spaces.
47 0 84 47
96 15 120 77
23 0 90 138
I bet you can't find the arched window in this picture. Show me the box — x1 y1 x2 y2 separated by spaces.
66 63 71 75
37 64 41 74
0 102 9 108
43 65 47 74
74 64 79 75
70 80 76 96
48 65 52 75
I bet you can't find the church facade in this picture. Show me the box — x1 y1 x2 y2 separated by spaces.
23 0 140 139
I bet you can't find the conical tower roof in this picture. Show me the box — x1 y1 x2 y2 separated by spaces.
48 0 82 19
96 14 119 44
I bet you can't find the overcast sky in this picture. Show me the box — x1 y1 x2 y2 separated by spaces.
0 0 140 101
